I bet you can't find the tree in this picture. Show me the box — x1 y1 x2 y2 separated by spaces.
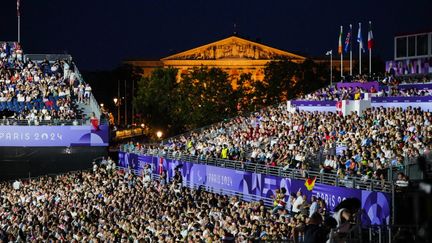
257 58 329 104
175 67 235 129
134 67 179 134
133 60 328 136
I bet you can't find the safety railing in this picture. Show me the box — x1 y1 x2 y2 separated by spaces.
115 165 273 206
73 64 102 121
120 148 393 193
0 118 87 126
24 54 72 62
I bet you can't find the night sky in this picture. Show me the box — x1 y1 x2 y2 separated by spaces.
1 0 431 70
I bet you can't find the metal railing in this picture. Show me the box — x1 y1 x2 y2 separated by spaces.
0 117 108 126
0 118 87 126
120 148 393 193
116 165 273 206
73 64 102 121
24 54 73 62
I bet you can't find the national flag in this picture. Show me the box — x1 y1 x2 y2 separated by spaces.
158 157 164 175
304 177 317 191
338 26 343 54
357 23 365 53
368 22 374 50
344 25 352 53
17 0 20 17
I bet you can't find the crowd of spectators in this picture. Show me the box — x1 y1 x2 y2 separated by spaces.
298 87 368 101
125 105 431 183
0 42 92 122
342 73 431 85
0 162 359 242
297 85 431 101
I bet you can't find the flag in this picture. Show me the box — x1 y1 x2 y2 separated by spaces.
158 157 164 175
304 177 317 191
326 50 332 56
17 0 20 17
357 23 365 53
344 25 352 53
338 26 343 54
368 22 374 50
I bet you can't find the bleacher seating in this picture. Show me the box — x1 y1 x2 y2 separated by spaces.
0 42 93 124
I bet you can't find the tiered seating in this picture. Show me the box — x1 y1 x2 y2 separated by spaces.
122 80 430 183
0 42 91 123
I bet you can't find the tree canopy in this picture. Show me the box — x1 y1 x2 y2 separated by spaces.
134 59 328 135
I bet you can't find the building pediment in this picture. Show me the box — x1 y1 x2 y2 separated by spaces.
161 36 305 61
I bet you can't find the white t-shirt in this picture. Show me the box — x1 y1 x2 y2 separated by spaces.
12 180 21 190
292 196 304 213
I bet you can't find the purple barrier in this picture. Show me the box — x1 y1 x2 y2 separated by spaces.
291 100 337 106
397 83 432 90
336 82 379 91
386 58 432 75
119 152 391 225
371 96 432 103
0 125 109 147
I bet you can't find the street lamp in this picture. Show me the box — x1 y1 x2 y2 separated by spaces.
326 50 333 86
156 131 163 139
113 98 120 125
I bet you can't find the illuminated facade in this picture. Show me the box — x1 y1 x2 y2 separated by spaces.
126 36 305 81
126 35 351 82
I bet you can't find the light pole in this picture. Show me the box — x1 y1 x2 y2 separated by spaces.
156 131 163 140
113 98 120 125
326 50 333 86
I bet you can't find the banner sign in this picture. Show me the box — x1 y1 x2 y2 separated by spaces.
372 96 432 103
336 82 379 91
386 58 432 76
291 100 337 107
0 125 109 147
119 152 391 225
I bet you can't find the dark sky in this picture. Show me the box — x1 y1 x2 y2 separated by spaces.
1 0 431 70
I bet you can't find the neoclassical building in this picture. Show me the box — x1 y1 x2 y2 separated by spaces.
126 36 306 80
125 35 350 83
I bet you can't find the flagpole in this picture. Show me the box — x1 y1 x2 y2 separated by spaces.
340 26 343 78
330 51 333 86
369 46 372 76
349 24 352 76
359 23 362 75
18 16 21 43
341 50 343 78
369 21 372 76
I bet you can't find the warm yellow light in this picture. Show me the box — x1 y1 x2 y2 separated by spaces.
113 98 118 104
141 123 145 128
156 131 163 138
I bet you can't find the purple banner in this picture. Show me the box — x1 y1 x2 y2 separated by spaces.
336 82 379 91
386 58 432 76
291 100 337 107
119 152 391 225
0 125 109 147
371 96 432 103
397 83 432 90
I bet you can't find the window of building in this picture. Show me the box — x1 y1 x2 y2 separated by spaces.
416 34 428 56
408 36 416 57
396 37 407 58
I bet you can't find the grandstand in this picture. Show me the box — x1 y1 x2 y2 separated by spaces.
117 73 432 242
0 42 101 123
2 32 432 243
0 42 108 180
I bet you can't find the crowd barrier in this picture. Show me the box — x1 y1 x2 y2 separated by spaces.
0 118 87 126
119 151 392 225
336 81 379 91
0 125 109 147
